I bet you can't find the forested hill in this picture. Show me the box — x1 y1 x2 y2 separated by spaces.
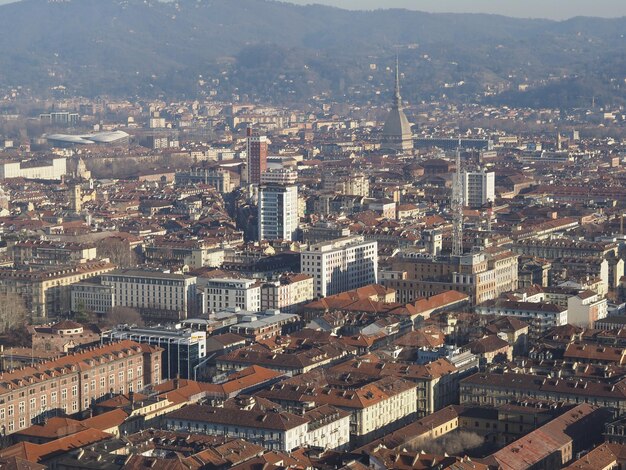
0 0 624 107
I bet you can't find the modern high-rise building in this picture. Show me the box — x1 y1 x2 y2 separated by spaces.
462 169 495 208
246 128 268 185
301 236 378 298
258 184 299 241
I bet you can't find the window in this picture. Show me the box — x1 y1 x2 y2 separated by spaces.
18 402 24 414
29 398 36 410
61 389 67 400
72 385 78 397
51 392 57 404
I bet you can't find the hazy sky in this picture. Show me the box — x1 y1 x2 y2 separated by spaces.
0 0 624 19
284 0 626 20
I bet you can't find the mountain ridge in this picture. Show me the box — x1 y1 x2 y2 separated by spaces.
0 0 624 106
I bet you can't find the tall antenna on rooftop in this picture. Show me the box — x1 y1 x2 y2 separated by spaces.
452 140 464 257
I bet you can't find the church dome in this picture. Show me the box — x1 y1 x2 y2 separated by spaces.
381 59 413 153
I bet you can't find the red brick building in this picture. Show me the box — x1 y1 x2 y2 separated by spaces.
0 340 161 436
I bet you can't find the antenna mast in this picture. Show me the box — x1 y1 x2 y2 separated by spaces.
452 140 464 257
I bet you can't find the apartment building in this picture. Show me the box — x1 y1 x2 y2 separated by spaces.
331 357 459 417
0 340 161 436
302 222 351 245
260 168 298 185
301 236 378 298
476 300 568 334
216 341 350 375
462 169 495 208
260 274 314 313
164 400 350 452
70 281 115 315
0 260 116 320
228 311 301 341
511 238 618 260
203 278 262 313
174 165 234 192
11 241 97 266
258 184 299 241
100 269 198 321
143 238 226 270
514 287 608 328
258 374 417 447
460 372 626 414
322 172 370 197
380 248 518 305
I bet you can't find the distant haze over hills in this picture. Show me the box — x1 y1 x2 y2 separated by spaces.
282 0 626 20
0 0 624 107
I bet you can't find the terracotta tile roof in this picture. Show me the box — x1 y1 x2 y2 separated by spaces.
0 456 46 470
462 372 626 400
97 392 149 409
564 442 626 470
82 409 129 431
208 332 247 346
259 374 417 410
0 428 112 463
564 342 626 365
219 365 284 394
0 340 159 393
469 335 511 354
487 404 612 470
122 455 200 470
188 439 265 467
12 417 87 440
167 405 309 431
392 326 446 349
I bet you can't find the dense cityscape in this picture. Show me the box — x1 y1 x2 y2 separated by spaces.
0 1 625 469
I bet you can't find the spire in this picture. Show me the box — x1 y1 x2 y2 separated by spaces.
394 55 402 109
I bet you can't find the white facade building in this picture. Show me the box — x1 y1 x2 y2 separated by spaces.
165 405 309 451
71 282 115 315
260 168 298 185
301 236 378 298
261 274 314 313
258 184 299 241
462 169 495 208
476 300 568 334
0 157 67 180
165 402 350 452
567 291 608 328
100 269 197 321
204 278 261 313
